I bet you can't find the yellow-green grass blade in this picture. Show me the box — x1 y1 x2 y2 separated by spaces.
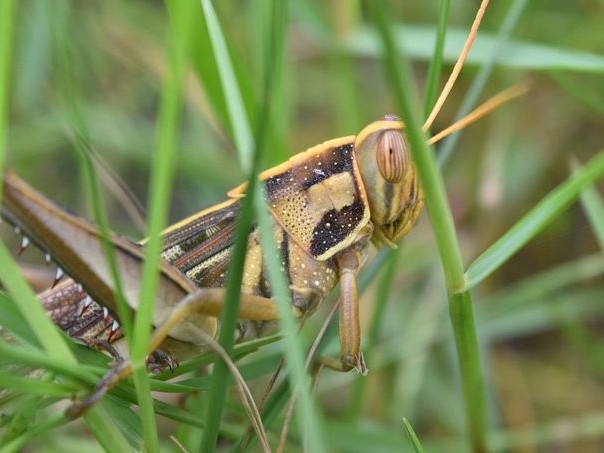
466 149 604 290
127 1 198 451
344 17 604 73
50 0 135 337
403 417 425 453
423 0 450 119
366 2 486 450
576 160 604 250
0 0 16 207
198 1 325 450
199 0 253 173
197 1 260 449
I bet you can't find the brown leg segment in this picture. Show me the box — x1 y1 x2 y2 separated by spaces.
66 289 279 419
148 288 279 352
318 250 368 375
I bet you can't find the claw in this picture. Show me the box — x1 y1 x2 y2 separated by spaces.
44 253 52 264
51 266 64 289
107 320 119 342
356 352 369 376
146 349 179 374
102 306 109 320
80 295 93 315
17 236 30 256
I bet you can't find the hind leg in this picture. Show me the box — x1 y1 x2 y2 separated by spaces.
66 288 280 419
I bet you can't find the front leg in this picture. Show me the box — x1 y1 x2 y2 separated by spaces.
318 249 368 374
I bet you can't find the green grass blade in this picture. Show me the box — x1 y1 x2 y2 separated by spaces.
0 413 67 453
0 0 16 206
83 406 136 453
0 256 130 450
200 169 258 451
488 411 604 452
0 372 74 397
255 188 325 451
199 1 325 449
449 290 486 447
575 161 604 250
197 1 264 449
402 417 424 453
344 18 604 73
366 3 486 449
0 292 41 347
551 72 604 118
50 0 134 338
487 254 604 317
465 149 604 290
0 340 96 384
51 0 136 337
74 139 134 336
253 1 325 450
423 0 450 119
250 0 291 166
128 1 197 451
365 3 464 291
482 288 604 343
0 245 74 359
200 0 254 172
327 1 362 133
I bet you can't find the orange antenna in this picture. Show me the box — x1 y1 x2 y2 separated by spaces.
427 82 530 145
423 0 490 131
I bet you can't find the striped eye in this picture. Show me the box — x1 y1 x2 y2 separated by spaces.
376 130 407 183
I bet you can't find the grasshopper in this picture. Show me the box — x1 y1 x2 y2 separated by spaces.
0 0 524 418
0 116 421 420
0 88 524 415
2 115 421 373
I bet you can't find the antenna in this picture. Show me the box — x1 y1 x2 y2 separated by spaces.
423 0 490 131
427 82 530 145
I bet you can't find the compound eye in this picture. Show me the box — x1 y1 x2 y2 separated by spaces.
376 130 407 183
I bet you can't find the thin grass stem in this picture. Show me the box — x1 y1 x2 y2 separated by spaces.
0 0 16 206
198 0 269 449
129 1 197 451
423 0 450 119
366 2 486 449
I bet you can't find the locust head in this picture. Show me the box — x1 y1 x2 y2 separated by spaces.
354 115 423 248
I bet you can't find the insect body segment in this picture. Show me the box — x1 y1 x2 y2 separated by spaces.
39 280 121 343
230 137 371 262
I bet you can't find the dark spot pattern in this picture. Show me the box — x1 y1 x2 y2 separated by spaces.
301 144 353 189
265 169 293 192
264 143 354 193
262 140 367 258
280 233 292 285
310 199 365 256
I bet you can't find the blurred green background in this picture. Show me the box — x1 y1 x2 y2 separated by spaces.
3 0 604 451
